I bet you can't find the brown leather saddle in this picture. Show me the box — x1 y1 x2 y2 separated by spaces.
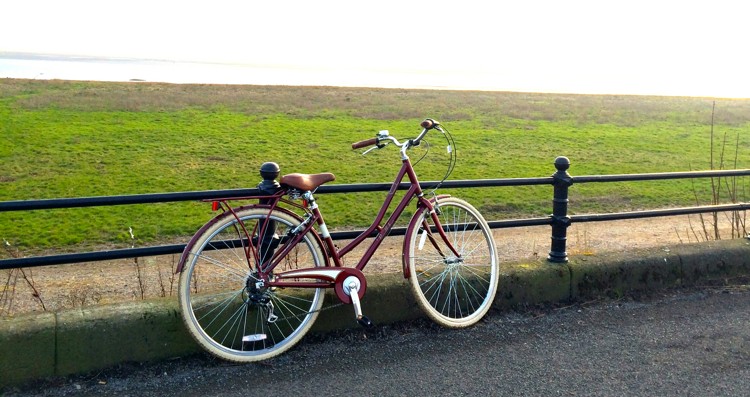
280 173 336 191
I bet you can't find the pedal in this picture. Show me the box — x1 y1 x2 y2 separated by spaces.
357 315 374 328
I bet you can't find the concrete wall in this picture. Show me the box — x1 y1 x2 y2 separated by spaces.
2 238 748 388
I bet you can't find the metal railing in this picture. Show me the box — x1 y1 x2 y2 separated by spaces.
1 156 749 270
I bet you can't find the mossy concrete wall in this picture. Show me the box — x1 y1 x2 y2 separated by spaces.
2 239 748 388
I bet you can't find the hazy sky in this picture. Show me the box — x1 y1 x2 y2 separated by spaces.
2 0 749 97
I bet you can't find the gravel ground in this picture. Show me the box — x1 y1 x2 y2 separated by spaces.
4 284 750 396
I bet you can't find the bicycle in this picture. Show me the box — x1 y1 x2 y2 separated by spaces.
177 119 499 362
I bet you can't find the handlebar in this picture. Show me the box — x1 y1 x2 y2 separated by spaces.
351 137 378 150
420 118 438 129
351 119 440 151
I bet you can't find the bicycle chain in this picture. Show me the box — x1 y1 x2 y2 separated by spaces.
270 301 346 323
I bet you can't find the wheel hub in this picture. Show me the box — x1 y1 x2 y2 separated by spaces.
444 256 464 265
244 273 270 304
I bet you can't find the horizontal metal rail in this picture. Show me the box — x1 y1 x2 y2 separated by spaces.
572 169 750 184
0 217 554 270
571 202 750 223
1 161 749 269
0 177 554 212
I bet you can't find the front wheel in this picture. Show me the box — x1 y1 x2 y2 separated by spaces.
405 197 499 328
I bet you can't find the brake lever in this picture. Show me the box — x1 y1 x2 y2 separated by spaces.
361 142 388 156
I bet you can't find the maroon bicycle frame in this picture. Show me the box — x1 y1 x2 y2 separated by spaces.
195 155 461 291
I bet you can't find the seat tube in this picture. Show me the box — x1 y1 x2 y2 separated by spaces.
304 191 340 265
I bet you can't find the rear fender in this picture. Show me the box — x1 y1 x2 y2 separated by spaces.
176 205 329 273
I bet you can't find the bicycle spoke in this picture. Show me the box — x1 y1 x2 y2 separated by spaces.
195 289 244 327
190 251 248 281
218 302 251 348
203 234 253 266
192 289 243 313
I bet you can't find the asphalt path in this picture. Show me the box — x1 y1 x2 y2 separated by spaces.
7 286 750 397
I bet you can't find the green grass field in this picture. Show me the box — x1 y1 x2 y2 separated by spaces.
1 79 749 253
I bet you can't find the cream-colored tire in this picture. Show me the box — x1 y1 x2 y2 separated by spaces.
406 197 499 327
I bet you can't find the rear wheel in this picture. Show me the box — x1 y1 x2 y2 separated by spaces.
178 207 325 362
406 197 498 328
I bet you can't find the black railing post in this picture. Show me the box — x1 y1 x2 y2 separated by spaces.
257 162 281 266
548 156 572 263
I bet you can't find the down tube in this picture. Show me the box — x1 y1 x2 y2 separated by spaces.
338 163 411 259
354 183 422 271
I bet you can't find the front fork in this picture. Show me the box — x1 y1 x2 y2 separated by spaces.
402 197 462 278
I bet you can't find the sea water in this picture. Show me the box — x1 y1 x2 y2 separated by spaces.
0 53 490 91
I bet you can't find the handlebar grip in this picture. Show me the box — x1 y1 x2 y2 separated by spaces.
420 118 439 129
352 137 378 149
